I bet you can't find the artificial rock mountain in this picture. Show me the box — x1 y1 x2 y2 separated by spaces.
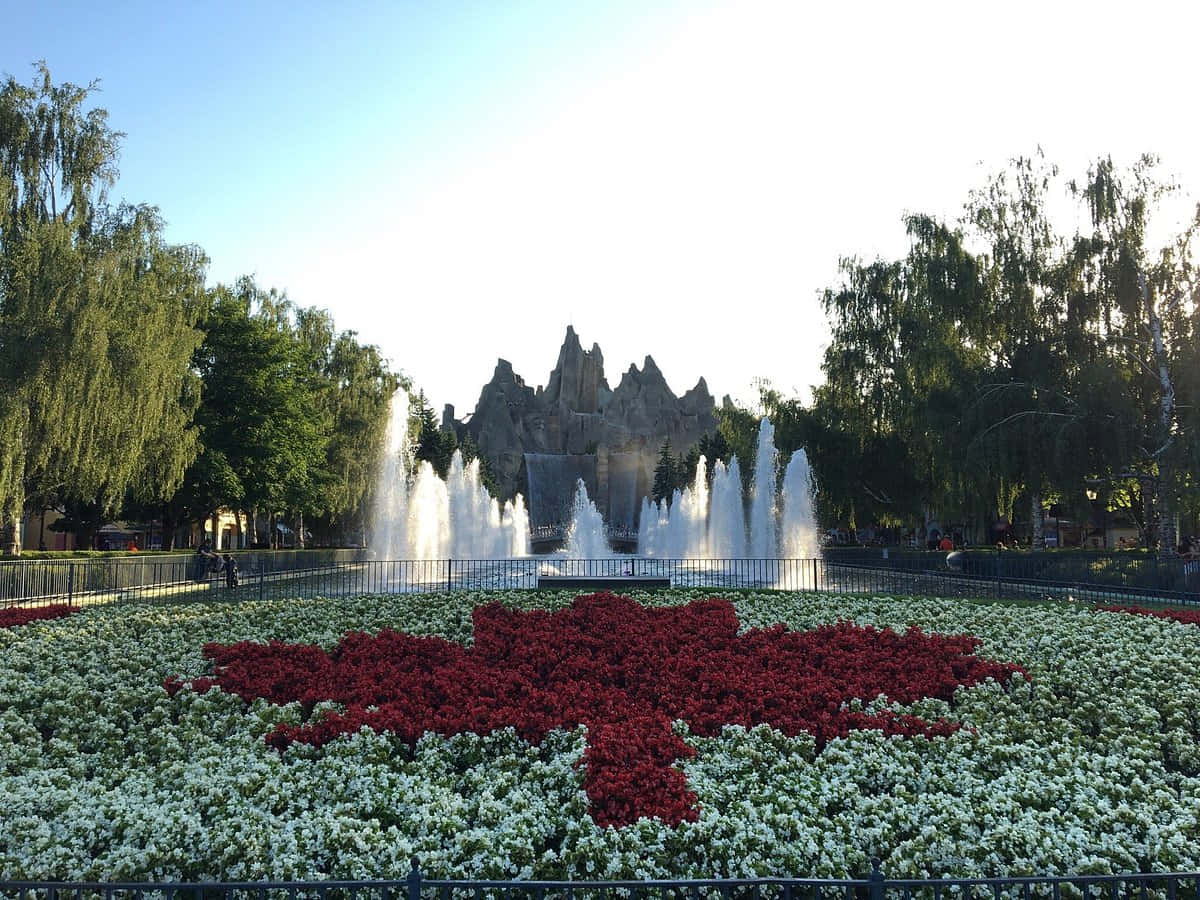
442 327 717 531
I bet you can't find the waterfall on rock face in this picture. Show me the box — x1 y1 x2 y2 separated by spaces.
371 389 411 559
708 457 748 558
748 418 778 558
606 453 641 534
524 453 597 532
780 449 818 558
564 479 611 557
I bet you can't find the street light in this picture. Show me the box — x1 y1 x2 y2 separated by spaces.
1084 483 1105 548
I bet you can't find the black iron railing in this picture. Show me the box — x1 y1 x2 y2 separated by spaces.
825 546 1200 600
4 858 1199 900
1 553 1197 611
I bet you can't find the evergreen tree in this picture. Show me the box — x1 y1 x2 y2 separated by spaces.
413 391 457 478
652 440 678 504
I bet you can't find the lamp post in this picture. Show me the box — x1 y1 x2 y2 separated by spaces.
1085 484 1106 549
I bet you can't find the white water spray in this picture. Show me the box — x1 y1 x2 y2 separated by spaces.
635 417 817 560
564 479 611 558
370 389 530 559
748 418 778 558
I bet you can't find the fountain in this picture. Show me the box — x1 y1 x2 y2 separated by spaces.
373 390 817 564
372 390 530 559
631 420 817 562
563 479 611 558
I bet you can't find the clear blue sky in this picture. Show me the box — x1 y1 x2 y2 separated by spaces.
5 1 1199 414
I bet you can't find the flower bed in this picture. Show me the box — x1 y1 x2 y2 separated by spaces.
2 591 1200 882
166 593 1024 827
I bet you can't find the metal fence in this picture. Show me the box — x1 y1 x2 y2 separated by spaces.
4 859 1200 900
825 547 1200 602
1 551 1197 610
0 549 364 608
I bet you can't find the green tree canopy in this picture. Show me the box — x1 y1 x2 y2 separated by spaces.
0 65 205 552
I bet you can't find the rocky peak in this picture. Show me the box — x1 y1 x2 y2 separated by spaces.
455 326 718 505
544 326 610 415
679 377 714 416
612 354 672 402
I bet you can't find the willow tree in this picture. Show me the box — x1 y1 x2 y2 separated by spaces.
294 306 398 543
1070 156 1200 554
813 215 991 533
0 64 205 553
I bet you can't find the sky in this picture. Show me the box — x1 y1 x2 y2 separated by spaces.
5 0 1200 416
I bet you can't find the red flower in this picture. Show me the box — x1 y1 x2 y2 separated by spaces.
0 604 78 628
171 592 1025 827
1097 605 1200 626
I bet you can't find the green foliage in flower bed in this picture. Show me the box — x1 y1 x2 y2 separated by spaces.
2 589 1199 882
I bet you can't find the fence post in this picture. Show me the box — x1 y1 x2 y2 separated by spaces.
258 567 265 603
445 559 452 593
67 563 75 604
407 856 422 900
869 857 884 900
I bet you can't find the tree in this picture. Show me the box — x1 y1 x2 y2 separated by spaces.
652 440 680 504
0 65 205 553
183 278 327 547
808 152 1200 552
412 391 457 478
293 309 398 544
813 213 992 534
1069 157 1200 554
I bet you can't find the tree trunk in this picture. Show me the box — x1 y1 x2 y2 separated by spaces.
1144 274 1179 557
161 503 177 551
295 511 305 549
2 486 22 555
1030 491 1045 550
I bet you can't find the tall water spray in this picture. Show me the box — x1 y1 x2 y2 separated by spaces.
371 389 529 559
373 401 815 561
644 455 710 558
748 418 778 558
564 479 611 557
634 417 817 560
371 389 411 559
780 449 818 558
708 457 748 558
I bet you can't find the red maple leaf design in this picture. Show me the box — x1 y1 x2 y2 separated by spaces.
166 593 1025 827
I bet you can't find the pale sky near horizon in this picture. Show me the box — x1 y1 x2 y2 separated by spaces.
5 1 1200 416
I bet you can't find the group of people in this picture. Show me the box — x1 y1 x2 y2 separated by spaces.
191 541 240 587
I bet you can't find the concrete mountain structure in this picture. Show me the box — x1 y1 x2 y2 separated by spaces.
442 327 717 532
